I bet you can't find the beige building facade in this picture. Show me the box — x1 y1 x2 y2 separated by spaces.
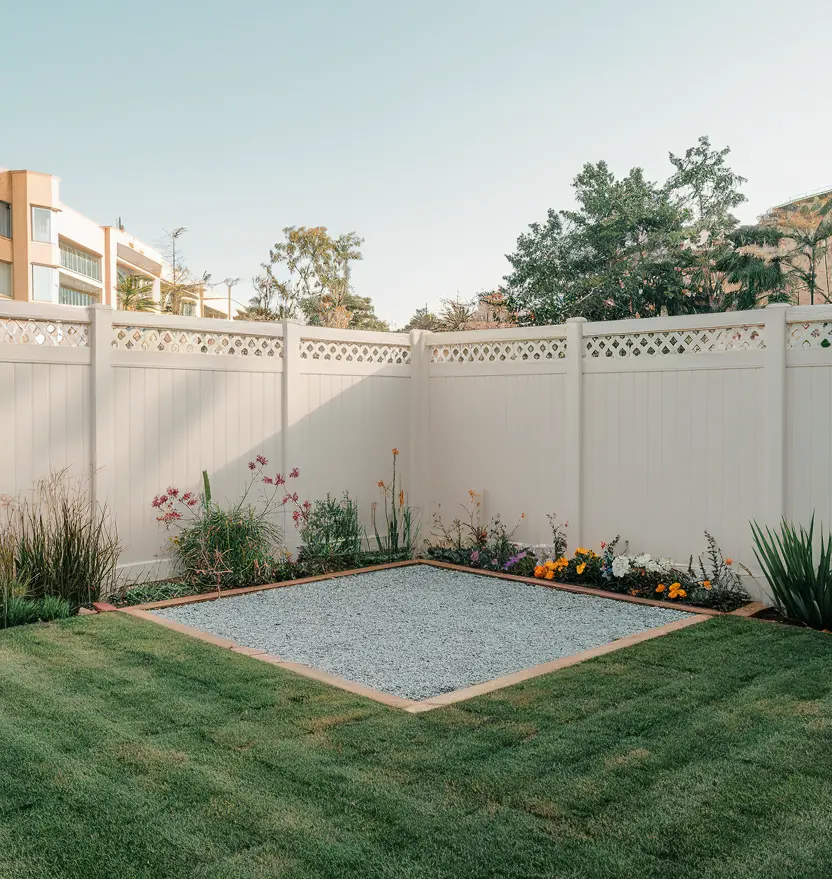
0 168 176 310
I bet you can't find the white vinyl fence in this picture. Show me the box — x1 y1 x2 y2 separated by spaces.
2 300 831 596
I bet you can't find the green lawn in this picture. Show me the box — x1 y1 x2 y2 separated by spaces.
1 614 831 879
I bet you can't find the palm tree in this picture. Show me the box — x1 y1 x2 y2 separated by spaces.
760 195 832 304
116 275 156 312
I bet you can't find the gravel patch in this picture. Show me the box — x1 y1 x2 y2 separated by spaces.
151 566 693 700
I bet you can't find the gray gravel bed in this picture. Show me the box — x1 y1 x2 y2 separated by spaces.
152 566 692 700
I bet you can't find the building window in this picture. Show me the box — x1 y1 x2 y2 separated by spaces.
32 265 58 302
60 241 101 281
31 207 56 244
180 301 197 316
0 262 11 297
59 286 95 306
0 201 10 239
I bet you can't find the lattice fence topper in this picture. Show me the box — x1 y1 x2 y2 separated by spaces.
0 318 89 348
111 326 284 357
300 339 411 364
787 322 832 350
584 325 766 358
431 338 567 363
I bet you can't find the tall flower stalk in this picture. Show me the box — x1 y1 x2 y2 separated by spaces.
372 449 417 560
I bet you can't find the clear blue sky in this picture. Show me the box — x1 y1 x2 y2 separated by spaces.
4 0 831 326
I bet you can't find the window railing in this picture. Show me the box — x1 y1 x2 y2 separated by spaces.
60 242 101 281
59 286 95 307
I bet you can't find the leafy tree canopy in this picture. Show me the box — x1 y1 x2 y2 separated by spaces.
503 136 754 323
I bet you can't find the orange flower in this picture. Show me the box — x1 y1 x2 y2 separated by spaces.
391 448 399 457
655 584 666 593
377 480 386 489
677 588 687 598
521 512 526 519
399 489 405 506
702 580 712 590
725 558 733 566
544 571 554 580
534 565 546 578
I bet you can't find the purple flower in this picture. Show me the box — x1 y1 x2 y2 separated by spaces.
470 550 480 562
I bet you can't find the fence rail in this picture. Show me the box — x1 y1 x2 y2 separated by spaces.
0 299 830 597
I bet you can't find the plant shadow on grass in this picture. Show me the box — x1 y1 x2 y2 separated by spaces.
0 613 831 879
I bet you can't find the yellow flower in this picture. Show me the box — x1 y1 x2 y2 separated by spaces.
575 547 589 556
702 580 712 590
655 584 666 593
576 562 586 575
545 560 557 570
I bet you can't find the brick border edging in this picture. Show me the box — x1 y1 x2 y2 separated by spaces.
123 557 749 617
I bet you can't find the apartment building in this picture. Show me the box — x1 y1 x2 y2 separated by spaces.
0 168 183 310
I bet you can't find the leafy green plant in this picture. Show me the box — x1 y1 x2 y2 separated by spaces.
751 516 832 629
1 473 121 610
372 449 417 560
298 493 364 570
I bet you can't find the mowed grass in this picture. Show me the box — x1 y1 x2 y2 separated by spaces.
1 614 831 879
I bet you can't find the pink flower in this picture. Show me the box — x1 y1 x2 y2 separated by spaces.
302 500 311 511
256 454 268 466
187 497 198 507
471 550 480 562
167 487 179 497
248 461 256 470
263 476 274 485
281 496 289 505
291 492 299 502
289 467 300 479
276 474 285 486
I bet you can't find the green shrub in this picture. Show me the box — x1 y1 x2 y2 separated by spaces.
298 493 364 571
1 595 71 629
751 516 832 629
1 473 121 610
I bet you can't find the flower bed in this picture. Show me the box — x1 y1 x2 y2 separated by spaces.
425 495 749 612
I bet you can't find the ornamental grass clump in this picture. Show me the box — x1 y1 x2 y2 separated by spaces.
751 515 832 629
152 456 293 591
1 473 121 612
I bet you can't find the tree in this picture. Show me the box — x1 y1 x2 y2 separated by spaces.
263 226 388 330
503 137 749 324
116 275 155 312
158 227 210 315
236 273 299 322
403 306 441 331
759 195 832 304
666 136 748 310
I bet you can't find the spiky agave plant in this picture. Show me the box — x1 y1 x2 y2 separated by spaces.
751 515 832 629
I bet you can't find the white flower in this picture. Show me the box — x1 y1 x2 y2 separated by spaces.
611 555 631 578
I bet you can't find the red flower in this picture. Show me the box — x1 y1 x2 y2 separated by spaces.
302 500 311 511
276 474 285 486
289 467 300 479
256 454 268 466
247 461 256 470
291 492 299 502
263 476 274 485
167 487 179 497
187 497 198 507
